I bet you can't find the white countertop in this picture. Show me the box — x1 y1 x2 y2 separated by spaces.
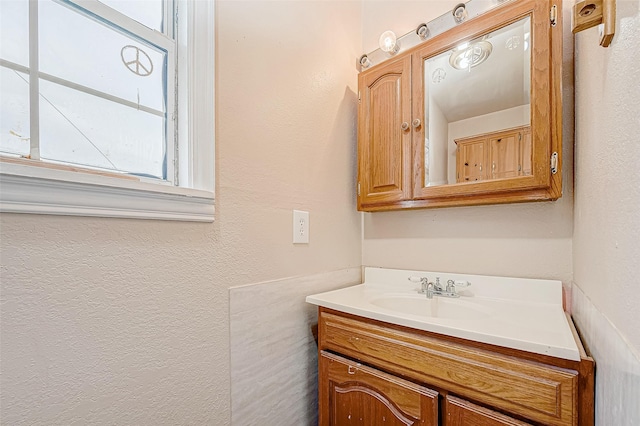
306 267 580 361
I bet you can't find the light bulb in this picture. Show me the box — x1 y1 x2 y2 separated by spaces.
359 54 372 69
379 30 399 54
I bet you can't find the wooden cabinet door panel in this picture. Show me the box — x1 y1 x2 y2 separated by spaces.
320 351 438 426
445 396 532 426
489 132 520 179
457 140 487 182
358 55 412 208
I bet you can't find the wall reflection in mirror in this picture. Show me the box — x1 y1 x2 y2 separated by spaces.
423 16 531 187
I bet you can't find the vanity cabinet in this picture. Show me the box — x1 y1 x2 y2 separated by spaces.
317 308 594 426
455 126 531 183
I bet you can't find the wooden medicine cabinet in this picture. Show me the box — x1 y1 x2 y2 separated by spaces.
357 0 563 211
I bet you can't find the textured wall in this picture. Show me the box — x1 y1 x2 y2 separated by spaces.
361 0 574 285
573 0 640 355
572 284 640 424
0 0 362 423
230 269 360 425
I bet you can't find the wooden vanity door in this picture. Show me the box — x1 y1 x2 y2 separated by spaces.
357 55 412 209
320 351 438 425
445 396 532 426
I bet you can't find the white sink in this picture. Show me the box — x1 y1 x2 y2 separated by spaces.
306 267 581 361
370 294 491 320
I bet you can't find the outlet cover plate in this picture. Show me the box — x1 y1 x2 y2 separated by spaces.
293 210 309 244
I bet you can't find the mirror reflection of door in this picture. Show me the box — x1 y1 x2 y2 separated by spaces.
423 16 531 187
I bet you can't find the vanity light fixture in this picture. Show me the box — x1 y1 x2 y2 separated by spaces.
416 23 430 40
449 40 493 70
452 3 468 24
379 30 400 55
359 54 372 69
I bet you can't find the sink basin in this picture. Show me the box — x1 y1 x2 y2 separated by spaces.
306 267 581 361
369 294 491 320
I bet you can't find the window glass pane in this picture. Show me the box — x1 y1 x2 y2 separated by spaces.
99 0 164 32
39 79 165 179
39 0 166 113
0 66 30 156
0 0 29 66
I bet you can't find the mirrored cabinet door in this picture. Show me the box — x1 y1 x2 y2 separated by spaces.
410 0 558 203
419 16 532 188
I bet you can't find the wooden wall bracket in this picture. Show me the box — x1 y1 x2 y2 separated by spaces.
572 0 616 47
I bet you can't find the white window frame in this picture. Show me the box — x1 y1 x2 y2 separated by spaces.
0 0 215 222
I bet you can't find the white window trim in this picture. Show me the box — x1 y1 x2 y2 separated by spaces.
0 0 215 222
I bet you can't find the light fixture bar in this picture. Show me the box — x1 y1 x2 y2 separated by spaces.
358 0 515 71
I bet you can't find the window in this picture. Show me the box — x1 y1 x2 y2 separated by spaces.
0 0 215 221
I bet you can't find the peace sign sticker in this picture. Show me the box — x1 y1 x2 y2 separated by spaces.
120 45 154 77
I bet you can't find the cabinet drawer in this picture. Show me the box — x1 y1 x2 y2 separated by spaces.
319 311 578 426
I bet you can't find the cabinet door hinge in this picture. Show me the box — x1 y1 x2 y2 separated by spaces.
550 152 558 174
357 182 361 196
358 91 361 104
550 4 558 27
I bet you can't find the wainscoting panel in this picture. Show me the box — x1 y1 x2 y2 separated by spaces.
571 283 640 425
230 268 361 425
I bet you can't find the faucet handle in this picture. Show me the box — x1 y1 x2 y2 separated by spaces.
434 277 443 290
446 279 471 292
446 279 456 292
409 276 429 293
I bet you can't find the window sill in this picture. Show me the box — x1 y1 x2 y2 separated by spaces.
0 161 215 222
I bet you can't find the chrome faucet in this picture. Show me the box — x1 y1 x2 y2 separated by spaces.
410 276 470 299
411 277 430 295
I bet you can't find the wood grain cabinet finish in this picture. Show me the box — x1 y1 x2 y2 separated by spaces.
320 351 439 425
456 139 487 183
357 55 412 207
356 0 563 211
455 127 531 183
445 396 532 426
317 308 595 426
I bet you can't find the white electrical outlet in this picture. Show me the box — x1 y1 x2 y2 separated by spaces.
293 210 309 244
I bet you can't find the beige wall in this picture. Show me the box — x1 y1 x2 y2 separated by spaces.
361 0 575 284
0 1 362 424
573 0 640 353
571 3 640 422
